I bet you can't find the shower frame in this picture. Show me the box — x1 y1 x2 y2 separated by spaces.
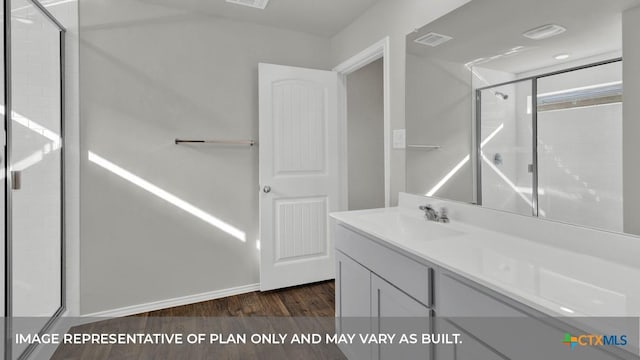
474 57 622 216
3 0 67 359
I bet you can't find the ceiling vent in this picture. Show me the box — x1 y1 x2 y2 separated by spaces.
522 24 566 40
225 0 270 9
414 32 453 47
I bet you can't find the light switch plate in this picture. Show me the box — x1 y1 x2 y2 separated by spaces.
393 129 406 149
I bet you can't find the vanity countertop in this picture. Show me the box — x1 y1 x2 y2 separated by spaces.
330 205 640 319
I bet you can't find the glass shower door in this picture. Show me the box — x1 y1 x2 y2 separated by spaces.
476 60 622 232
477 80 535 216
8 0 64 358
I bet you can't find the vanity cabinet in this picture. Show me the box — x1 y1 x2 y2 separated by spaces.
334 223 432 306
335 251 433 360
334 222 633 360
335 223 433 360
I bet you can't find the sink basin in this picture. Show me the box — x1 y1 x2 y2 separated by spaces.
357 211 464 241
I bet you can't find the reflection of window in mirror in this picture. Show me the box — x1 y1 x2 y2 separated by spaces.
405 0 640 236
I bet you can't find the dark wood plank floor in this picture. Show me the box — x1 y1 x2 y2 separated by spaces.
138 280 336 318
51 281 345 360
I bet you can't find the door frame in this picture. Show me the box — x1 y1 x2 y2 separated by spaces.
333 37 391 209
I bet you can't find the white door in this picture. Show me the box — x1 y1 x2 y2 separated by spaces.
259 63 340 291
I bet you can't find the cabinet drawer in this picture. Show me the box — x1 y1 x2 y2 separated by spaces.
438 273 526 318
438 274 625 360
335 224 432 307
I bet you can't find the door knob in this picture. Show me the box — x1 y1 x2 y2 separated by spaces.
263 186 271 194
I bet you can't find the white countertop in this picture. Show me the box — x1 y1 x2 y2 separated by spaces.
330 206 640 319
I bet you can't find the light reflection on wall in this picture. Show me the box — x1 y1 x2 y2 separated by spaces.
426 155 470 197
12 0 75 13
88 151 247 242
427 120 546 215
427 123 504 197
0 107 62 176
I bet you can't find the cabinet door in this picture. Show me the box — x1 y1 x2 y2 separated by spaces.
336 251 371 360
435 320 509 360
372 274 432 360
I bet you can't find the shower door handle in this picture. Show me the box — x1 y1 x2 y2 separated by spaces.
11 170 22 190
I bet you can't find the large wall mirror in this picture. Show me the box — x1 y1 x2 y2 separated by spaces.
406 0 640 236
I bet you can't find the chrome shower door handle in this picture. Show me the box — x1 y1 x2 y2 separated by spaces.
11 170 22 190
263 185 271 194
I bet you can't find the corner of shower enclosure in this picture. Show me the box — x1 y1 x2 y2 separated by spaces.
3 0 67 358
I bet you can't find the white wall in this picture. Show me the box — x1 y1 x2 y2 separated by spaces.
623 5 640 236
77 0 475 314
79 1 332 314
347 58 385 210
330 0 471 205
405 55 473 202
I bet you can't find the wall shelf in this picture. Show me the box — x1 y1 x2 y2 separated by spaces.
175 139 256 146
407 145 441 150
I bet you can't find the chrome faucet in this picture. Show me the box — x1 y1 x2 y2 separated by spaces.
439 207 450 223
419 205 450 223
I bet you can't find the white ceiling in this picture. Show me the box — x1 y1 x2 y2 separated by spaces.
407 0 640 74
135 0 381 37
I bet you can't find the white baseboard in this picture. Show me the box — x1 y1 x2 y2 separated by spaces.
82 283 260 318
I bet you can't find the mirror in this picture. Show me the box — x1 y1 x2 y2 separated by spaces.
405 0 640 236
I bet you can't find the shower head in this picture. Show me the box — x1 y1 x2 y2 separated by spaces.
494 91 509 100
